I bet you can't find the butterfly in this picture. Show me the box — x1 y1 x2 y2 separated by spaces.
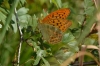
38 8 72 44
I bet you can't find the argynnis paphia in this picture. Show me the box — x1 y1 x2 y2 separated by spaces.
38 8 72 44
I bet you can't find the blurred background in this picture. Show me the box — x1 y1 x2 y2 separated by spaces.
0 0 99 66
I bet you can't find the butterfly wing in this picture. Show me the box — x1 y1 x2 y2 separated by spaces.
38 22 63 44
42 8 70 22
42 19 72 32
38 22 50 41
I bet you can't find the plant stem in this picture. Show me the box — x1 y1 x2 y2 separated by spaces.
0 0 19 44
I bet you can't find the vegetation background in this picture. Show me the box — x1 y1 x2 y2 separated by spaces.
0 0 100 66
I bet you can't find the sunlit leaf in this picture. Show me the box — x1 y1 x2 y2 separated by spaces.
12 14 17 33
0 24 2 28
31 15 38 31
62 33 75 43
33 56 41 65
84 38 96 45
50 0 62 8
0 7 8 14
56 0 62 8
84 7 95 15
84 0 94 8
0 11 6 24
41 57 50 66
17 7 29 16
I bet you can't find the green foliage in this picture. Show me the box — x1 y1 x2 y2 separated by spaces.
0 0 99 66
50 0 62 8
0 9 6 24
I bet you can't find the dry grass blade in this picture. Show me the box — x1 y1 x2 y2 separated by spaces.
60 51 100 66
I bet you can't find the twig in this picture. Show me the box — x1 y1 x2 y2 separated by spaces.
14 8 23 66
93 0 98 9
79 45 87 66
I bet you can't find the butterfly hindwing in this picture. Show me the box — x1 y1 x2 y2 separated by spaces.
38 22 63 44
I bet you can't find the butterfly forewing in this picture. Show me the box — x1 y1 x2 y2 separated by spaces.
42 19 72 32
42 8 70 22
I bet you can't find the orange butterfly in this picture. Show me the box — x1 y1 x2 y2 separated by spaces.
38 8 72 44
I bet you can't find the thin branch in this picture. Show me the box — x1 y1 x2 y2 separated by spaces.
79 45 87 66
14 8 23 66
93 0 98 9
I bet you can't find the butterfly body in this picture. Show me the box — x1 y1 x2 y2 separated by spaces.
38 8 72 44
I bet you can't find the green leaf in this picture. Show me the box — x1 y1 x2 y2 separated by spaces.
11 7 30 33
77 0 96 45
19 14 30 29
50 0 62 8
0 24 2 28
84 38 96 45
12 14 17 33
84 0 93 8
62 2 69 8
68 40 79 52
37 50 47 57
56 0 62 8
0 7 8 14
33 56 41 65
33 50 47 65
62 33 75 43
55 50 75 63
62 33 79 52
42 9 48 18
41 57 50 66
63 52 74 59
2 0 10 9
0 11 6 24
32 15 38 31
77 15 85 25
12 14 31 33
50 0 57 7
17 7 29 16
84 6 95 15
77 15 96 45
